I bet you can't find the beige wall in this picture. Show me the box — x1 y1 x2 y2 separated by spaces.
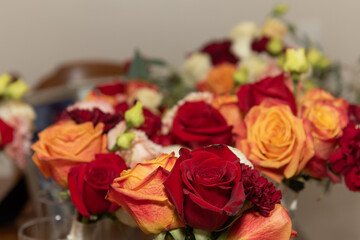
0 0 359 88
1 0 359 239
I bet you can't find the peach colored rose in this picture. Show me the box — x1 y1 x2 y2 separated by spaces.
212 94 243 127
299 89 349 159
67 100 115 114
203 63 236 94
237 100 314 182
85 91 119 106
107 153 184 234
227 204 295 240
31 121 107 187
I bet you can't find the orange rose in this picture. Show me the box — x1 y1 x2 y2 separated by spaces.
299 89 349 159
237 100 314 182
31 121 107 187
204 63 236 94
212 94 243 127
227 204 295 240
106 153 184 234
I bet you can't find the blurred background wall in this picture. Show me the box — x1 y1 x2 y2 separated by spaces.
0 0 359 239
0 0 359 88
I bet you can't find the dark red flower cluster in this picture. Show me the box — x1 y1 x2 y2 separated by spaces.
251 37 271 53
241 163 282 216
57 108 122 133
200 39 239 66
329 121 360 191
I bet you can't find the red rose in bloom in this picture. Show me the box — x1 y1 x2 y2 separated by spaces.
329 121 360 191
251 36 271 53
172 101 233 148
164 145 246 231
0 118 13 147
57 108 122 133
236 73 297 114
200 39 239 65
96 81 126 96
349 104 360 124
68 153 127 218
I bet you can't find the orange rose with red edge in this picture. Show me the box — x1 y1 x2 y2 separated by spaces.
203 63 236 94
31 121 107 187
237 100 314 182
106 153 184 234
299 89 349 159
226 204 295 240
212 94 243 127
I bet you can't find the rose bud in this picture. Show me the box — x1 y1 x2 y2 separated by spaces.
125 101 145 128
68 153 127 219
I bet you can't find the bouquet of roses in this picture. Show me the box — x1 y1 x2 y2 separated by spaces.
0 73 35 168
107 144 297 240
170 44 360 194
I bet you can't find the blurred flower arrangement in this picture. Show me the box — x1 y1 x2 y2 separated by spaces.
178 4 360 196
28 3 360 239
0 73 35 168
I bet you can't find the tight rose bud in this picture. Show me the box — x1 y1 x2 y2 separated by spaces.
307 48 331 69
267 38 283 55
0 74 12 94
125 101 144 128
116 132 135 150
234 66 249 85
272 3 289 16
283 48 309 74
5 79 28 100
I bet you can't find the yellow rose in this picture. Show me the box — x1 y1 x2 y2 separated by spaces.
283 48 309 74
107 153 184 234
237 100 314 182
299 89 349 159
31 121 107 187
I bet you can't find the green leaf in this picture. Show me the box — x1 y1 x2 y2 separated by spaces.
146 58 167 67
127 49 149 80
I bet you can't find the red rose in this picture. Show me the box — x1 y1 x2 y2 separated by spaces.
236 73 297 114
57 108 122 133
171 101 233 148
96 81 126 96
68 153 127 218
344 167 360 191
304 156 329 179
164 145 246 231
200 39 239 65
0 118 13 147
